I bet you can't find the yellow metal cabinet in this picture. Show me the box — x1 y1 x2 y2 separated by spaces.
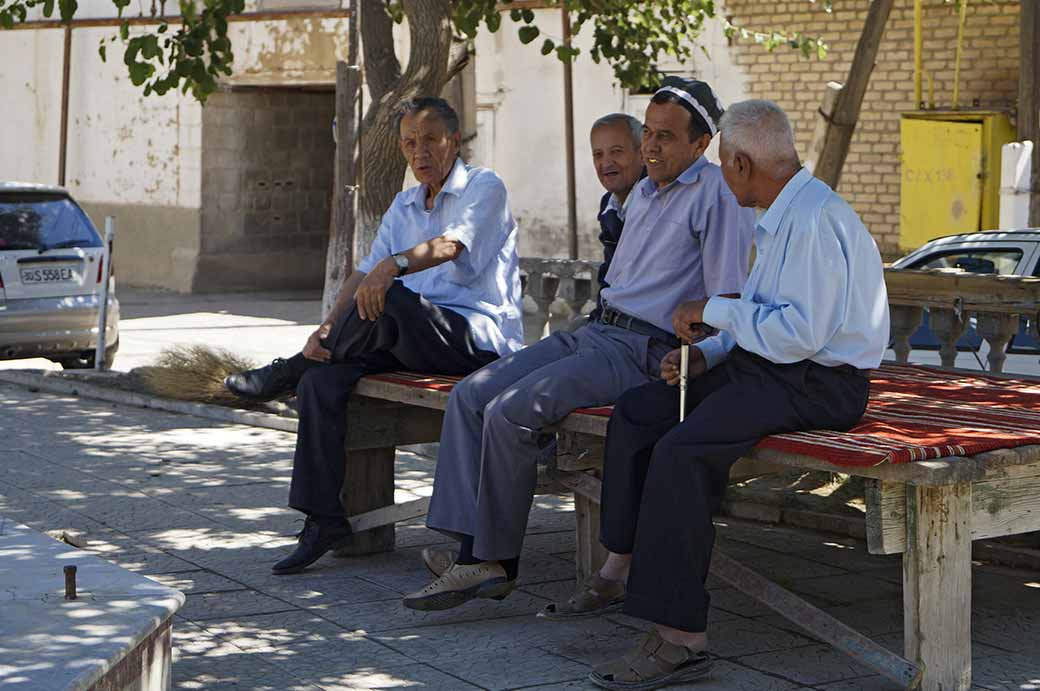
899 110 1016 251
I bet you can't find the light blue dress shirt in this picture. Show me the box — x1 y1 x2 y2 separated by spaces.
600 157 756 333
357 158 524 356
697 168 890 371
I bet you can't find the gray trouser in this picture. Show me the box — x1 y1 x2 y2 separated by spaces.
426 322 672 561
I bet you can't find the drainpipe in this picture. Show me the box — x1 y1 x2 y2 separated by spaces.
58 23 72 186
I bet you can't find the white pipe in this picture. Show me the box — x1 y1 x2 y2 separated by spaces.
95 217 114 371
999 141 1034 230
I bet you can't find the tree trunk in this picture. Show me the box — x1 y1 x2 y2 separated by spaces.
354 0 453 263
814 0 895 190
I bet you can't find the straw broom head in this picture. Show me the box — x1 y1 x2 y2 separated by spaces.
136 344 258 405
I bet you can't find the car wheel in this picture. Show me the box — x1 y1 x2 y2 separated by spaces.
57 340 119 370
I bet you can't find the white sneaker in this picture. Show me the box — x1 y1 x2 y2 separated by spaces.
403 561 514 611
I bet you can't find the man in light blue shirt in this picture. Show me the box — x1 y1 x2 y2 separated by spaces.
407 79 755 613
224 97 522 576
585 100 889 690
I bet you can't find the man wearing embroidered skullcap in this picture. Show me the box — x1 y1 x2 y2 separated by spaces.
405 78 757 613
585 100 889 690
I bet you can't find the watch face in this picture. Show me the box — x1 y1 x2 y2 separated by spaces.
394 254 408 274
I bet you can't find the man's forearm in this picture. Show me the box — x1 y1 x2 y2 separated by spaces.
398 235 464 274
324 270 366 326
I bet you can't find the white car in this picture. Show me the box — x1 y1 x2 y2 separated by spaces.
890 228 1040 363
0 182 119 369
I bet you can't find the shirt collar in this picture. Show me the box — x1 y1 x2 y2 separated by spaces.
406 157 468 207
757 167 814 235
639 156 709 198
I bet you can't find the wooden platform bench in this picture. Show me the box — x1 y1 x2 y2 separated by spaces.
331 264 1040 691
335 360 1040 691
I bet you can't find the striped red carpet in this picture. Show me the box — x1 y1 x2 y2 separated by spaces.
368 363 1040 468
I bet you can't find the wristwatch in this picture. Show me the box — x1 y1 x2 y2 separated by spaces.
392 253 409 277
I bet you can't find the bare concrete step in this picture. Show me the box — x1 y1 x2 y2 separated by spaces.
0 516 184 690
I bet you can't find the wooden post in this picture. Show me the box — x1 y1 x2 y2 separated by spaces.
574 471 607 582
322 3 360 320
1020 0 1040 226
337 447 396 555
814 0 896 189
904 483 972 691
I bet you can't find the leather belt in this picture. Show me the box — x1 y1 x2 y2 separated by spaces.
598 307 680 349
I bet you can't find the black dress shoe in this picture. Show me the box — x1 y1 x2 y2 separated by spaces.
272 516 352 575
224 357 304 401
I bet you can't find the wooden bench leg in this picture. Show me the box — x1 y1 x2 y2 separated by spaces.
575 486 607 582
904 482 972 691
336 446 396 556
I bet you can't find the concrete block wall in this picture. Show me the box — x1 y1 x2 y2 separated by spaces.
195 89 334 291
724 0 1020 258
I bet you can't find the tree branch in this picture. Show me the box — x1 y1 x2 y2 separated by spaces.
444 40 472 82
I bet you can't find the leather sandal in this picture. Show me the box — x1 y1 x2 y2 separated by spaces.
538 573 625 620
589 630 714 691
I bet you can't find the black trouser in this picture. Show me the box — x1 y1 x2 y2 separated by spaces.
600 348 870 633
288 282 498 518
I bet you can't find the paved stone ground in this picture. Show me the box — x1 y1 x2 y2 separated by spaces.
2 382 1039 691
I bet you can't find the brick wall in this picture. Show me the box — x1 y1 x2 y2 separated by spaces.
724 0 1019 258
196 89 334 290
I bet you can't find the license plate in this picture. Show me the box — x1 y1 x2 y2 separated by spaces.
19 266 78 284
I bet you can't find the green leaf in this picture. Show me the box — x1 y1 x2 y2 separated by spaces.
509 8 521 21
486 9 500 32
42 0 54 18
98 42 106 61
127 61 154 85
540 37 555 55
520 8 533 23
119 20 128 40
518 25 539 44
56 0 75 22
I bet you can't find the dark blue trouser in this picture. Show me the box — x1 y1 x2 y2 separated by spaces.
288 282 497 518
600 348 870 632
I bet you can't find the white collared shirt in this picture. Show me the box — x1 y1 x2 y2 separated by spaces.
357 158 524 355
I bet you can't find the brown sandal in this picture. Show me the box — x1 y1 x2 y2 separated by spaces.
589 630 713 691
538 573 625 620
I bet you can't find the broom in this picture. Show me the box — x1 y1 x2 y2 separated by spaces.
136 344 258 406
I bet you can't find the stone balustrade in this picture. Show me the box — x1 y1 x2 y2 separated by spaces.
521 258 1040 373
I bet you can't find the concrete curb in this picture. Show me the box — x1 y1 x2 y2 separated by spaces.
0 370 298 433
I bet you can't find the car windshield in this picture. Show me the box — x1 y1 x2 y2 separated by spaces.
0 194 101 251
910 248 1023 275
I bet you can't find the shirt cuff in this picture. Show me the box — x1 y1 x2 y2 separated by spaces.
702 296 736 331
695 335 730 371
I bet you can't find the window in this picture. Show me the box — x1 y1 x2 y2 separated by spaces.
910 248 1024 276
0 194 101 252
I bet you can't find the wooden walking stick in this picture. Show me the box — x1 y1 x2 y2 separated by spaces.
679 343 689 422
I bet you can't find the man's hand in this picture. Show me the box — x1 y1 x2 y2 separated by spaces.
659 346 706 386
303 322 333 362
671 299 708 343
354 258 397 321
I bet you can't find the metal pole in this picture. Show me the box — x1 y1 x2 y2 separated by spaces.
561 8 578 260
58 23 71 186
913 0 923 107
95 217 114 371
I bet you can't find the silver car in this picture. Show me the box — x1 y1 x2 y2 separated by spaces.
891 228 1040 356
0 182 119 369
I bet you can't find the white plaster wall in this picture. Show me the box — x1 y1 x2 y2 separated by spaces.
472 7 751 258
0 25 202 209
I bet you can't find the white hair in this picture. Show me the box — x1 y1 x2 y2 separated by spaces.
591 112 643 148
718 100 800 178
